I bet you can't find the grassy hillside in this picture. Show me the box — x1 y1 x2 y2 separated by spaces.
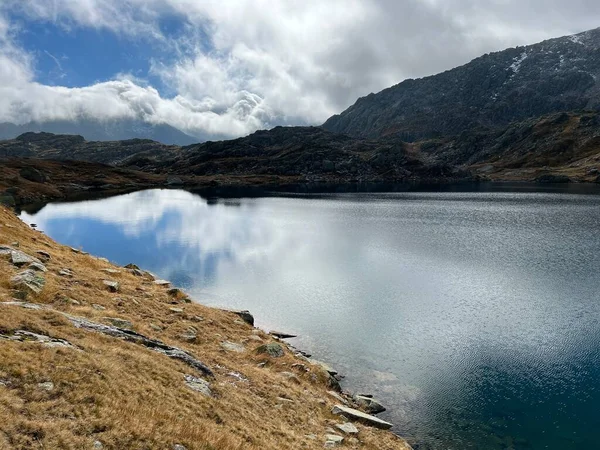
0 206 410 449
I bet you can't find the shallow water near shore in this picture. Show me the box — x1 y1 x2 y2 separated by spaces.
21 187 600 449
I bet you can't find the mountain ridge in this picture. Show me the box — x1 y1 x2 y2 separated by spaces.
323 27 600 140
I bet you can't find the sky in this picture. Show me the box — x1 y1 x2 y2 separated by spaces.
0 1 599 140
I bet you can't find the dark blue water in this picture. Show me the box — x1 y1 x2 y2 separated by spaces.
21 188 600 449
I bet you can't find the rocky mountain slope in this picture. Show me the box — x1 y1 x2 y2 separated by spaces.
0 132 180 166
420 111 600 182
323 28 600 141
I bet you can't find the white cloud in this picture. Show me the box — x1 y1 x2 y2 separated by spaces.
1 0 600 140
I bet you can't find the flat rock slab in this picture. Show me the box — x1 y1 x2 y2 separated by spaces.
0 330 76 349
154 280 171 287
331 405 393 430
269 330 298 339
220 341 245 353
0 246 43 267
336 422 359 434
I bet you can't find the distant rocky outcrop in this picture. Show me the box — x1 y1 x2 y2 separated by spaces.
323 28 600 141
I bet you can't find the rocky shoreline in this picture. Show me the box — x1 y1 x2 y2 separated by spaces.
0 205 412 449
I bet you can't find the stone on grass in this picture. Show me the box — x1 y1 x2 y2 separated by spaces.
11 269 45 295
221 309 254 326
169 307 184 314
36 250 51 261
184 375 212 397
103 280 119 292
220 341 245 353
37 381 54 391
59 268 74 277
28 262 47 272
256 343 285 358
92 304 106 311
331 405 393 430
336 423 359 434
103 318 133 329
154 279 171 287
100 268 120 275
324 434 344 447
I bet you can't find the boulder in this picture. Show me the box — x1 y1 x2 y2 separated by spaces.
227 309 254 326
354 395 386 414
184 375 212 397
331 405 393 430
220 341 245 353
154 279 171 287
103 280 120 292
11 269 45 295
19 167 47 183
256 343 285 358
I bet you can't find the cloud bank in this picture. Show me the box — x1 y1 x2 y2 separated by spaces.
1 0 600 140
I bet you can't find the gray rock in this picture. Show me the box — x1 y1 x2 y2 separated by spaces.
37 381 54 391
224 309 254 326
269 330 298 339
179 332 197 342
36 250 51 261
28 262 47 272
331 405 393 430
93 441 104 449
256 343 285 358
103 317 133 329
103 280 120 292
173 445 187 450
154 279 171 287
184 375 212 397
169 307 184 314
1 330 75 349
58 268 74 277
11 269 45 295
354 395 386 414
324 434 343 447
92 304 106 311
221 341 245 353
100 268 120 275
336 423 359 434
327 391 348 405
310 359 338 376
3 301 214 377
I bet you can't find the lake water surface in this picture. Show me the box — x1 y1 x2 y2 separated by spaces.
21 188 600 449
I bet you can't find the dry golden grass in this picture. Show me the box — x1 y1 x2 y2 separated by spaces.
0 207 410 450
